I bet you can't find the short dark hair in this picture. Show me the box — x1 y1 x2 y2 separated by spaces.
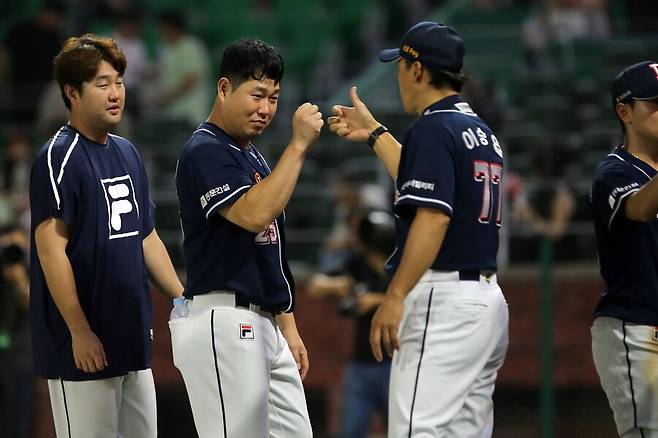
53 34 127 109
219 38 284 89
402 58 466 92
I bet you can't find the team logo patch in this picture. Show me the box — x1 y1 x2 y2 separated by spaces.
240 323 254 340
100 175 140 239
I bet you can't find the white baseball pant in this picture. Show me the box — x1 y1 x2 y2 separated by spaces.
47 369 157 438
169 292 312 438
389 270 508 438
592 316 658 437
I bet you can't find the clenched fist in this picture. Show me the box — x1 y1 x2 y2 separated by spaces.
291 102 324 148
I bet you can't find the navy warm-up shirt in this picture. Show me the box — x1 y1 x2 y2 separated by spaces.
176 122 295 312
30 125 155 381
591 146 658 325
386 95 504 275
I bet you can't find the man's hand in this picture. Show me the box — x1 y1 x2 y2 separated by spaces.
369 292 405 362
276 313 310 380
291 102 324 148
282 327 310 380
70 323 107 373
328 86 380 142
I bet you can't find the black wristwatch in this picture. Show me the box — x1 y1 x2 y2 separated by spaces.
367 125 389 149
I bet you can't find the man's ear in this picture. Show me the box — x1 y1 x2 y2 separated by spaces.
64 84 79 107
412 61 424 83
616 102 632 126
217 77 231 99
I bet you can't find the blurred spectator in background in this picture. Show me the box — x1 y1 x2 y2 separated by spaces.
35 80 70 139
0 131 33 232
112 11 149 120
153 11 210 127
319 175 389 272
508 144 576 256
307 210 395 438
0 225 32 438
0 0 65 127
521 0 610 71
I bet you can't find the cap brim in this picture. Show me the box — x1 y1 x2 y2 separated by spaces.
635 93 658 101
379 48 400 63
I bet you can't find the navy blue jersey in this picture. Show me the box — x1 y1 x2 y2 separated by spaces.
29 125 155 381
591 146 658 325
176 122 295 312
386 95 503 275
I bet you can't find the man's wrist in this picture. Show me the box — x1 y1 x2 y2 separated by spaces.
368 125 389 149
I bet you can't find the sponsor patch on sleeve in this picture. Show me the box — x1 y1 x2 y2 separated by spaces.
400 179 435 192
200 184 231 208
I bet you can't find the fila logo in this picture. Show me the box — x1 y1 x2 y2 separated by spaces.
240 323 254 340
650 63 658 79
100 175 139 239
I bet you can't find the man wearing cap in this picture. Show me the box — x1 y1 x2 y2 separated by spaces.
590 60 658 437
328 22 509 436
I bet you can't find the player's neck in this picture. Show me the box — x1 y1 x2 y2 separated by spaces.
412 88 458 114
207 111 250 148
68 114 109 144
625 137 658 169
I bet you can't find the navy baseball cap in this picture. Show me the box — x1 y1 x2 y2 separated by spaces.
378 21 465 73
612 61 658 106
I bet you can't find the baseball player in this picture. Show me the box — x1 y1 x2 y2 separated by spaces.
590 60 658 437
327 22 509 437
172 38 322 438
29 34 183 438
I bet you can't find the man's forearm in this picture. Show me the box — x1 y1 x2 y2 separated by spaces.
143 230 184 299
372 132 402 180
275 311 299 334
39 248 90 333
35 219 91 333
387 209 450 299
626 175 658 222
223 142 307 231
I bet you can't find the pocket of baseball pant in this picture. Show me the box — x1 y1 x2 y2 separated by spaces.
168 319 190 369
449 300 489 319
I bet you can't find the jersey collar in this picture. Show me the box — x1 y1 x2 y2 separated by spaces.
422 94 465 115
614 146 658 178
199 121 243 150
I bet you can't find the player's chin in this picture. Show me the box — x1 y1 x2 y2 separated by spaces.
248 125 267 136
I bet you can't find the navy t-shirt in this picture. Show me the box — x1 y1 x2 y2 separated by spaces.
29 125 155 381
386 95 504 275
591 146 658 325
176 122 295 312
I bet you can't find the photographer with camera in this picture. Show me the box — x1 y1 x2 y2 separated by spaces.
0 225 32 438
307 210 394 438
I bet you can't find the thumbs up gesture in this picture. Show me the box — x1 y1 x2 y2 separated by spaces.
327 86 381 143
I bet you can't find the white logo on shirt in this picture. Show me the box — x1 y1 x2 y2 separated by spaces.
400 179 435 191
100 175 140 239
200 184 230 209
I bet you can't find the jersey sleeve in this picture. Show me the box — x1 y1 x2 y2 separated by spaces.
29 142 80 229
591 163 641 230
184 142 253 222
395 120 455 216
